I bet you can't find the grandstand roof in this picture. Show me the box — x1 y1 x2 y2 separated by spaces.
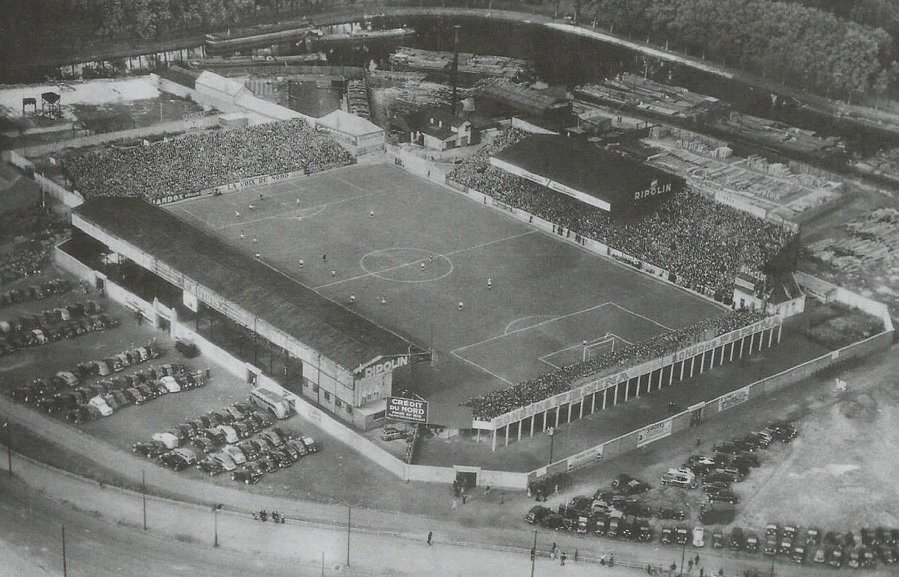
316 110 383 137
197 71 250 98
479 80 568 116
74 198 411 370
490 135 683 213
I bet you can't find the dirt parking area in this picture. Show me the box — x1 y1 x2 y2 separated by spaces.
736 355 899 532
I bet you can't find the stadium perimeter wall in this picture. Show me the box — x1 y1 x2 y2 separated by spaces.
527 299 893 485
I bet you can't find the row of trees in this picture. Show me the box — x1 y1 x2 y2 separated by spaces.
572 0 896 100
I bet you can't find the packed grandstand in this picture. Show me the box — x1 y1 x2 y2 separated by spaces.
463 309 768 420
62 119 353 202
448 129 795 302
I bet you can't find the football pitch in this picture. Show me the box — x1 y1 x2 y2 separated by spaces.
167 164 725 422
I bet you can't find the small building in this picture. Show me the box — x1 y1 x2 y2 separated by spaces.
412 109 494 151
733 270 805 318
315 109 385 157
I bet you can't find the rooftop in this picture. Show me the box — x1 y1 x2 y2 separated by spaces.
74 197 411 370
491 134 683 213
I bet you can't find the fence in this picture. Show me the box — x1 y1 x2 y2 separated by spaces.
529 313 893 482
795 271 894 331
13 116 221 159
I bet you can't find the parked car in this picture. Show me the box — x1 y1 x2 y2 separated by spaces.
231 470 261 485
151 432 180 449
711 531 724 549
730 528 744 550
707 490 739 504
693 527 705 548
196 459 224 477
675 527 689 545
744 533 759 552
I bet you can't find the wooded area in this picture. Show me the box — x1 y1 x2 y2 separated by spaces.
2 0 898 101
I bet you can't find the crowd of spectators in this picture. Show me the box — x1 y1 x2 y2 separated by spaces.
449 130 794 300
463 309 768 420
62 119 353 202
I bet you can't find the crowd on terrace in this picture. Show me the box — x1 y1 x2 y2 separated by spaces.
62 119 353 202
463 309 768 420
449 130 794 300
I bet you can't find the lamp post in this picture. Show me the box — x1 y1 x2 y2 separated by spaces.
213 504 222 547
547 427 555 465
582 340 588 362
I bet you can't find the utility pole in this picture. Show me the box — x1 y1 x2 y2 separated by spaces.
346 505 351 567
547 427 555 465
61 526 67 577
530 528 538 577
142 470 147 530
679 535 686 576
213 504 222 547
3 422 10 477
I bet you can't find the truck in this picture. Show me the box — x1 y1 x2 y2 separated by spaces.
699 503 737 525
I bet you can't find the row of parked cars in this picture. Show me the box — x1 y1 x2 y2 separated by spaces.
5 343 208 423
133 393 318 484
715 524 899 569
522 421 802 551
0 299 117 356
0 278 71 308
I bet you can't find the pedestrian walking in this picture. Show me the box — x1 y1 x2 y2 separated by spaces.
499 492 504 505
560 551 566 566
574 549 578 562
688 559 694 571
461 493 468 505
427 531 433 545
696 437 701 447
699 568 704 577
609 554 614 567
694 554 700 565
205 367 210 379
451 498 457 509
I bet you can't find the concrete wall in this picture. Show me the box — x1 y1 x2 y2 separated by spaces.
14 116 221 159
795 271 894 331
530 326 893 481
34 172 84 209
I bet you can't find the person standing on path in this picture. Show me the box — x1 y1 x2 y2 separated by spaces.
427 531 433 545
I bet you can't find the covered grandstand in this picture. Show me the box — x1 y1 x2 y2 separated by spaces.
490 134 683 214
69 197 415 429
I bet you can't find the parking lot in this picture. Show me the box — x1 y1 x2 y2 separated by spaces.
0 267 472 514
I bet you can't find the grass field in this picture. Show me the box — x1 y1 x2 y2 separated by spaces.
167 164 725 422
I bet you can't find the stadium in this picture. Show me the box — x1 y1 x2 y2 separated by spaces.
45 89 812 483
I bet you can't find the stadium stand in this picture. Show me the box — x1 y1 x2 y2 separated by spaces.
62 119 353 202
462 309 768 420
449 130 794 301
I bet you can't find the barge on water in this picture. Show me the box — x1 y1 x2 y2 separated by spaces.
205 20 314 53
303 27 416 49
389 47 532 80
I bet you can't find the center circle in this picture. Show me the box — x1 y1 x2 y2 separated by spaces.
360 247 453 283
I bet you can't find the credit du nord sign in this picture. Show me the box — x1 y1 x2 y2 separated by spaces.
386 396 429 424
